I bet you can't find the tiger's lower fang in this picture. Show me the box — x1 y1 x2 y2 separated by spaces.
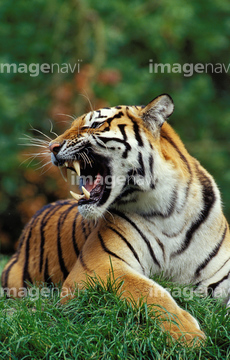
82 186 90 199
70 191 84 201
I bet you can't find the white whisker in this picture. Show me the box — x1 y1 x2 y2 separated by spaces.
40 163 54 175
79 90 94 112
35 160 52 171
18 122 59 174
49 119 59 137
20 139 49 146
59 166 68 182
20 133 50 142
105 209 115 222
56 113 76 121
79 153 87 168
29 126 52 141
19 143 48 148
22 152 50 156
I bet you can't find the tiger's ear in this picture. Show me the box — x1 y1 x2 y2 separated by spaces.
140 94 174 133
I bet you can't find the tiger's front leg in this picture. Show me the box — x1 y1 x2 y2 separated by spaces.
60 231 205 345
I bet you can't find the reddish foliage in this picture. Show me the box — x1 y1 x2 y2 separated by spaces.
97 69 121 85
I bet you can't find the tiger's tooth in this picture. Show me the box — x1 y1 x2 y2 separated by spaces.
65 162 68 167
70 191 84 201
73 161 81 176
82 186 90 199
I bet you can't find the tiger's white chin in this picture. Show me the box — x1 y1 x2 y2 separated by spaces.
77 202 106 221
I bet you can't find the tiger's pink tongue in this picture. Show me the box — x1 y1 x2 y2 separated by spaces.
84 173 103 192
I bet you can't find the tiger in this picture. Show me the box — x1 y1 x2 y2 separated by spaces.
2 93 230 345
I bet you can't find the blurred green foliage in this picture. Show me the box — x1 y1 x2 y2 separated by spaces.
1 0 230 251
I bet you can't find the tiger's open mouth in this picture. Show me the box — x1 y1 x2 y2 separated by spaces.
63 159 109 206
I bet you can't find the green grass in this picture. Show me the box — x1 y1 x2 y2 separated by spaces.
0 257 230 359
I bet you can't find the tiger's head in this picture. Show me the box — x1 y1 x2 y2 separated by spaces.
49 94 175 220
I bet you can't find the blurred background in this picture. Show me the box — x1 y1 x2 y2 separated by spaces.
1 0 230 253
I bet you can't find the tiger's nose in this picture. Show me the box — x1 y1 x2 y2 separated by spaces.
49 142 62 154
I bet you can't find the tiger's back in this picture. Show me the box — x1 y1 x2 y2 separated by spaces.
1 200 88 290
2 93 230 344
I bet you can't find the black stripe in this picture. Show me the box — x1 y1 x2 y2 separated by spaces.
178 179 192 214
120 186 142 198
195 225 227 278
97 136 131 159
172 166 216 257
81 218 88 241
72 214 80 257
137 152 145 176
148 154 155 190
137 219 165 261
79 251 91 273
115 198 138 206
102 111 124 131
57 216 69 280
1 255 17 288
112 186 142 205
57 204 78 279
39 204 67 273
208 253 230 278
162 226 185 238
95 109 107 118
118 124 128 157
149 155 154 174
39 201 72 273
161 134 192 175
162 134 194 210
155 237 166 262
44 257 52 285
207 272 229 297
118 124 127 139
98 231 127 264
161 133 193 212
108 226 145 273
86 221 92 238
39 200 72 273
61 203 78 224
127 112 143 147
107 111 124 123
23 226 33 287
127 169 136 186
112 210 161 267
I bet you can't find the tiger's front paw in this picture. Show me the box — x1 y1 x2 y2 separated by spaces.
161 308 206 346
60 284 76 304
